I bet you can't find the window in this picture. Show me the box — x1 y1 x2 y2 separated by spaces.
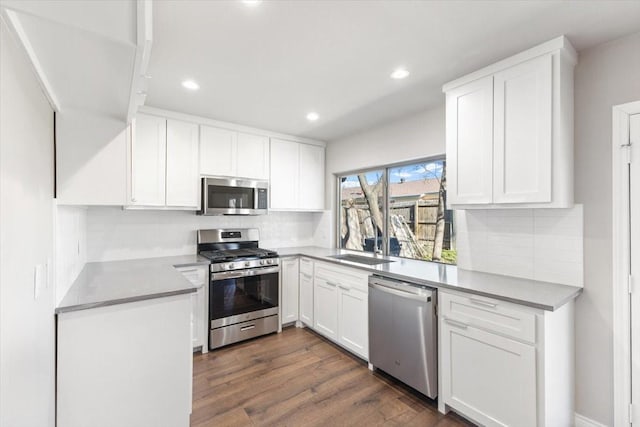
337 158 456 264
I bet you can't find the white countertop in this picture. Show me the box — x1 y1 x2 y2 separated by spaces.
56 255 210 314
273 246 582 311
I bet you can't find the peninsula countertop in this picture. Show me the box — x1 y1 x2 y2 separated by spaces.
273 246 582 311
56 255 210 314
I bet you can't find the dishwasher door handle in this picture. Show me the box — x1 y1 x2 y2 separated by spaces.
368 282 431 303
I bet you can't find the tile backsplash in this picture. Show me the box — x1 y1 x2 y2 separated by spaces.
86 207 329 262
455 205 584 286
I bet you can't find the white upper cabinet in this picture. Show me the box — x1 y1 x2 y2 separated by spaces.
199 126 237 178
166 120 199 207
270 138 325 211
443 36 576 209
199 126 269 180
298 143 325 210
493 54 552 204
236 133 270 180
129 113 199 209
446 76 494 205
130 114 167 206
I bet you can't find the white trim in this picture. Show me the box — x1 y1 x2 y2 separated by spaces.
613 100 640 427
0 9 61 112
442 35 577 92
126 0 153 122
575 412 608 427
139 106 327 147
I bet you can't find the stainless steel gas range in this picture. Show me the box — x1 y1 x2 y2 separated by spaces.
197 228 279 350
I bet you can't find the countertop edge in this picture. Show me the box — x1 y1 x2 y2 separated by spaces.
278 250 583 311
55 287 197 314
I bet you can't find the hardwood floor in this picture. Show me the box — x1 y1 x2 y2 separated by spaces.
191 327 474 427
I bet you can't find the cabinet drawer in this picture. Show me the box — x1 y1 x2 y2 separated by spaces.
315 262 368 292
440 291 536 344
299 257 314 275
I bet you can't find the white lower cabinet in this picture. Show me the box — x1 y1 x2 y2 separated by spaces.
281 257 299 325
439 289 574 426
313 262 368 360
176 265 208 353
337 285 368 359
57 295 193 427
313 274 339 340
299 257 314 327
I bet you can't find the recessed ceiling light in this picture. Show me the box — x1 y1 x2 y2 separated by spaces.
181 80 200 90
390 68 410 80
306 112 319 122
241 0 262 6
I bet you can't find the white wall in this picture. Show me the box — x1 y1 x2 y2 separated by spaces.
325 106 446 246
55 206 87 304
0 21 56 427
573 31 640 425
86 208 324 262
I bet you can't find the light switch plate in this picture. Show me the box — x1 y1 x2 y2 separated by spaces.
34 264 45 299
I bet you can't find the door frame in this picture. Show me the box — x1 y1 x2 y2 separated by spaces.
613 100 640 426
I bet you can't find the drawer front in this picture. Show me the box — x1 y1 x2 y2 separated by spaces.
315 261 368 292
440 291 536 344
299 257 314 275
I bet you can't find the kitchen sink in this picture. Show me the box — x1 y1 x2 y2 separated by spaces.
329 254 395 265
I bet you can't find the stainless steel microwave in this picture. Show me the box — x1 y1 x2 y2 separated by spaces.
199 177 268 215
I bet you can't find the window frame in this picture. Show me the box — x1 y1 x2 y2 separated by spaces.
335 155 451 262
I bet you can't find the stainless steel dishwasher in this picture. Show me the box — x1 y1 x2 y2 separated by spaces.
368 275 437 399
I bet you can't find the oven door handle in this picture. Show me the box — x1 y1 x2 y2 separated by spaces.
211 266 280 281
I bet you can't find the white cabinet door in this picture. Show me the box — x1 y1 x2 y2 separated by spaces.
441 319 537 427
299 271 314 327
337 286 368 359
313 277 338 340
130 114 166 206
166 120 199 208
298 143 324 210
281 258 299 325
493 54 552 204
445 76 494 206
270 138 299 209
199 125 237 177
237 133 269 180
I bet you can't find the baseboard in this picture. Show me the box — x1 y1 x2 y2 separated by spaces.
575 413 608 427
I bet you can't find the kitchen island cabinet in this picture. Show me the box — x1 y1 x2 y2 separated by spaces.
56 256 207 427
57 295 192 427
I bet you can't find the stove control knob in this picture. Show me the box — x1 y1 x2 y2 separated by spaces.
228 263 234 270
245 261 250 267
267 259 273 265
260 260 265 265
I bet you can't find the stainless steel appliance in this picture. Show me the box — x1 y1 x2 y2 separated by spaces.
199 177 268 215
197 228 279 349
368 275 437 399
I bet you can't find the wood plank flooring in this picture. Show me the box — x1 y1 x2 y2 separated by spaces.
191 327 475 427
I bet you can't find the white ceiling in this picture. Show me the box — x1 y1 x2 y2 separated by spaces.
0 0 137 118
145 0 640 141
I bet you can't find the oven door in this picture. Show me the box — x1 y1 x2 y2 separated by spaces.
209 267 279 328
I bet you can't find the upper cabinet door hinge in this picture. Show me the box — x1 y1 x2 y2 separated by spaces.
622 142 632 164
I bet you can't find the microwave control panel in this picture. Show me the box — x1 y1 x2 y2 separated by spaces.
257 188 268 209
